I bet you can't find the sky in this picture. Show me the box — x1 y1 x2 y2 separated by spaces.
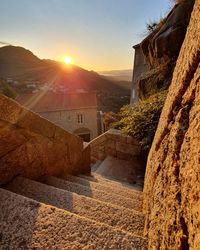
0 0 171 71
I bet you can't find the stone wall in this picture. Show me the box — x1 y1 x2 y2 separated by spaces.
143 0 200 249
39 107 98 140
89 129 141 162
130 44 148 104
0 94 91 186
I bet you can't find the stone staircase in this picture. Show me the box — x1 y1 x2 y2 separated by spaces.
0 172 147 249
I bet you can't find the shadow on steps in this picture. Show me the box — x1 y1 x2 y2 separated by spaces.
0 187 147 249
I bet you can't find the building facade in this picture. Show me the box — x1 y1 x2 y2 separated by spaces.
130 44 148 104
16 91 98 141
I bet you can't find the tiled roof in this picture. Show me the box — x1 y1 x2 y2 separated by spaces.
16 91 97 112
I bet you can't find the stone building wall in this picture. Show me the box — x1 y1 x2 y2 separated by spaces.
16 92 98 142
0 94 91 186
39 107 98 141
143 0 200 249
130 44 148 104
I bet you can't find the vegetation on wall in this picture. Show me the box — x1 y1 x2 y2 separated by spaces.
0 79 17 99
138 62 174 99
145 0 186 36
145 17 166 34
109 90 167 150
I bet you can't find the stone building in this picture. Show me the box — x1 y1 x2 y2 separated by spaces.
130 43 148 104
16 91 98 141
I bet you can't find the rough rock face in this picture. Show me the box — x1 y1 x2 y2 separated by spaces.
138 62 173 99
143 0 200 249
141 0 195 68
132 0 195 105
0 94 90 186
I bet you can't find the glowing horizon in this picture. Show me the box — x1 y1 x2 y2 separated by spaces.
64 57 72 65
0 0 170 71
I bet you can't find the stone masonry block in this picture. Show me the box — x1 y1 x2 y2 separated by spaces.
89 134 106 147
106 147 117 157
0 94 23 124
116 151 133 161
105 139 116 150
116 142 141 156
18 111 56 138
119 134 127 143
127 135 140 145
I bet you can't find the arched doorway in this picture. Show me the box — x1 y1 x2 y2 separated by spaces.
73 127 91 142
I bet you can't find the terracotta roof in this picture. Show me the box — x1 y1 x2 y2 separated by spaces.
16 91 97 112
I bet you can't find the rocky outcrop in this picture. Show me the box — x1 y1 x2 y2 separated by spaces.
0 94 90 186
138 62 173 99
132 1 195 105
141 0 195 68
143 0 200 249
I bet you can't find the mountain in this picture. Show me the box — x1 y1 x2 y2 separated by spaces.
0 46 128 92
0 46 130 112
98 69 132 82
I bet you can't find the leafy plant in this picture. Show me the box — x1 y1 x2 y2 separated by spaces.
110 90 167 150
145 16 167 35
146 21 158 33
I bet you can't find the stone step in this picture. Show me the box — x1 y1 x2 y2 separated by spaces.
42 176 143 211
64 174 143 201
0 188 147 250
5 176 144 236
80 173 143 192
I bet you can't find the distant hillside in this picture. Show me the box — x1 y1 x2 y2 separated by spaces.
99 69 132 82
0 46 130 112
0 46 129 92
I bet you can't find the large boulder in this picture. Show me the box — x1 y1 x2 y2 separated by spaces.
143 0 200 249
141 0 195 68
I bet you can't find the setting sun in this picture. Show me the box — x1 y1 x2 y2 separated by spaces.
64 57 72 64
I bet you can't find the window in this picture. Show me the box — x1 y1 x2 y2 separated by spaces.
77 114 83 124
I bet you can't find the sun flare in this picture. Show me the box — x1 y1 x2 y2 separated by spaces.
64 57 72 64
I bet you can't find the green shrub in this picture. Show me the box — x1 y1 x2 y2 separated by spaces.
111 90 167 150
0 79 17 99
